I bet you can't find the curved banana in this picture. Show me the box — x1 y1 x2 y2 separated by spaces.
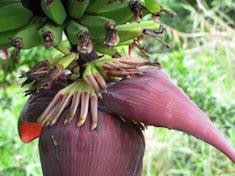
0 3 33 32
93 41 119 57
11 17 47 52
144 0 161 13
66 0 91 19
116 21 160 43
38 22 63 48
79 15 120 46
93 21 160 44
79 15 112 40
117 40 133 46
85 0 109 13
0 17 46 49
88 1 133 24
41 0 67 25
118 29 143 44
0 29 22 48
65 20 89 45
0 0 21 6
117 20 160 30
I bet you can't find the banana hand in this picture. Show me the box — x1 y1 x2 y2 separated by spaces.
0 2 33 32
41 0 67 25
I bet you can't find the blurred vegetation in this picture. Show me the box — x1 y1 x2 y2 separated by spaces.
0 0 234 175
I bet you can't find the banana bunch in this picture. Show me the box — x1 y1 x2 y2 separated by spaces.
0 0 175 52
0 0 175 129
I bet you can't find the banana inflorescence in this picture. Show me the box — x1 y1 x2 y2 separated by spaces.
5 0 234 168
1 0 176 130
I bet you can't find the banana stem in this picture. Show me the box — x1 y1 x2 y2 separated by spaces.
55 44 70 55
48 56 63 65
56 52 77 69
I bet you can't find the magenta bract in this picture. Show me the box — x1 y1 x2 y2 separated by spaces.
100 68 235 163
39 109 145 176
19 80 145 176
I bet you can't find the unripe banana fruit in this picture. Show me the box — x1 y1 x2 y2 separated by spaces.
0 0 21 6
85 0 110 13
88 1 133 24
0 3 33 32
66 0 91 19
79 15 120 47
38 22 63 48
65 20 89 45
10 17 47 59
0 29 20 48
41 0 67 25
144 0 161 13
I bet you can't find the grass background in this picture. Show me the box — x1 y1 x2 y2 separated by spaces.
0 0 235 175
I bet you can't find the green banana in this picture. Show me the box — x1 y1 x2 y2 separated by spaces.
85 0 109 13
38 22 63 48
0 3 33 32
117 21 158 41
118 21 160 43
41 0 67 25
117 21 167 51
93 41 118 56
118 29 142 43
65 20 89 45
117 20 160 30
93 21 160 44
66 0 91 19
88 1 133 24
0 29 22 48
79 15 112 40
66 20 94 54
117 39 133 46
11 17 47 50
0 0 21 6
0 17 45 48
79 15 120 46
144 0 161 13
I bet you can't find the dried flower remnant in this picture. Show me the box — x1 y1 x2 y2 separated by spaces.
104 21 120 47
93 57 161 79
129 0 143 23
21 52 78 95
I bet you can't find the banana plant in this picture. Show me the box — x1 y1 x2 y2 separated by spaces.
0 0 234 176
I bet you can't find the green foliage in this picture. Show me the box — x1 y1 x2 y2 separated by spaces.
0 85 42 176
141 0 235 175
